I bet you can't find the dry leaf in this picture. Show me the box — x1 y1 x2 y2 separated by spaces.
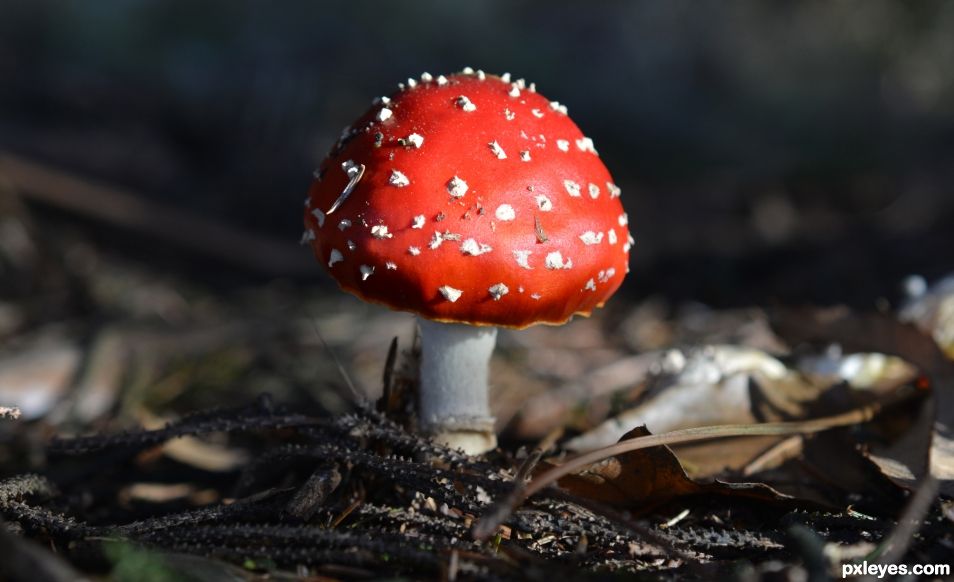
555 426 793 509
771 308 954 496
0 335 80 419
900 274 954 358
799 431 908 510
564 346 821 452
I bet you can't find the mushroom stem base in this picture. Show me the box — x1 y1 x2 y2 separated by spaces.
417 318 497 454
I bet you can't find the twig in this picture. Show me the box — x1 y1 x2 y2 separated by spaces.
548 489 699 563
0 151 313 277
307 310 365 405
514 427 563 483
742 435 804 476
0 518 86 582
872 475 939 565
527 399 886 500
379 337 399 413
473 429 564 542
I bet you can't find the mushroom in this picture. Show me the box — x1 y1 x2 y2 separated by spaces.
304 70 630 454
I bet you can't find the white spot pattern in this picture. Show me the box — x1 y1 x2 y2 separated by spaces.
513 250 533 269
455 95 476 112
545 251 572 270
598 268 616 283
488 283 509 300
370 225 392 239
311 208 325 228
460 238 492 256
447 176 469 198
439 285 462 302
488 141 507 159
495 204 516 221
579 231 604 245
624 232 635 252
314 72 629 307
576 137 597 154
389 170 410 187
563 180 582 197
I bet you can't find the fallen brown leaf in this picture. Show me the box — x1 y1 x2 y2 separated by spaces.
553 426 793 509
771 308 954 496
473 394 900 540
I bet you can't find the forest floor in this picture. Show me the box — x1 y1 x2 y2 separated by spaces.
1 155 952 581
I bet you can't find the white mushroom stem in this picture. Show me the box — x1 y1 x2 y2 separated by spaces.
417 318 497 454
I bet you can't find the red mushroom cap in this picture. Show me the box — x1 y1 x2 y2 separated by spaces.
303 70 631 329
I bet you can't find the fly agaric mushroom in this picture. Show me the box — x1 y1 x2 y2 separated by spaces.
304 69 631 454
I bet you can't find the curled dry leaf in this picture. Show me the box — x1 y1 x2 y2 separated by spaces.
566 343 918 453
565 346 821 452
554 426 794 509
160 436 249 472
771 308 954 496
900 274 954 358
0 337 80 420
796 347 916 392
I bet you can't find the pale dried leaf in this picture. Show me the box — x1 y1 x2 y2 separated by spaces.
0 338 80 419
565 346 819 452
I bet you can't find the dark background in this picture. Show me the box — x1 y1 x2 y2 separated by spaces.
3 0 953 309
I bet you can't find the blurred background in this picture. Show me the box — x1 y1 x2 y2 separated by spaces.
1 0 953 431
